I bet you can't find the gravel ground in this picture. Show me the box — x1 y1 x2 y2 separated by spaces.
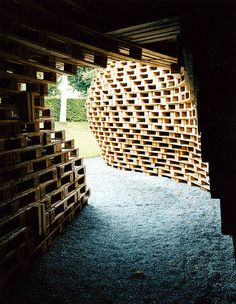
4 157 236 304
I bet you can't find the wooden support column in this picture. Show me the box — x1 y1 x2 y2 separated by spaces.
180 1 236 239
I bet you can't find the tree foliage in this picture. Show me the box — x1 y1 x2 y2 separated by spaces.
68 67 99 96
45 98 87 122
48 83 60 97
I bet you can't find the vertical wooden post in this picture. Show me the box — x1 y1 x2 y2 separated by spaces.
180 3 236 256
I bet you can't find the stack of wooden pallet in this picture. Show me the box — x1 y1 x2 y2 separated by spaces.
87 60 209 190
0 92 90 288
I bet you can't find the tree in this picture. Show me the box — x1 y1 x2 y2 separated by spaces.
47 75 68 122
68 67 99 96
48 82 60 97
59 75 68 122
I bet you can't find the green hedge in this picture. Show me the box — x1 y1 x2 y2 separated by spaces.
45 98 87 122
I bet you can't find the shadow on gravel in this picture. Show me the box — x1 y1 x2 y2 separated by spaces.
3 158 236 304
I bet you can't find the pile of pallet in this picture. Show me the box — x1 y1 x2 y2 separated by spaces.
0 92 90 288
87 61 209 190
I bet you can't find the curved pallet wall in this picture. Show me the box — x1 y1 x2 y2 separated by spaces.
87 61 209 190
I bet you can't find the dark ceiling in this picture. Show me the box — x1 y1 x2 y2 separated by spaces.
0 0 230 32
1 0 232 64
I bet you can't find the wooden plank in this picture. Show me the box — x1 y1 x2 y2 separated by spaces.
0 210 29 238
0 69 56 86
0 136 26 152
0 227 32 261
0 120 21 138
0 163 30 184
0 42 75 75
0 188 40 219
0 30 108 69
39 175 61 197
87 61 209 190
56 159 75 178
106 17 180 36
0 7 177 67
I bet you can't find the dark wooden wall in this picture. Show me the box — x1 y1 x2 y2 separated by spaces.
181 1 236 235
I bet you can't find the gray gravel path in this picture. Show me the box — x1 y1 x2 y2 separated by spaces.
4 157 236 304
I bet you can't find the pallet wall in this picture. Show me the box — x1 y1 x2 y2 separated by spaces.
87 61 209 190
0 91 90 289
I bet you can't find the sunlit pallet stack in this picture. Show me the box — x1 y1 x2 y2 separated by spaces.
87 61 209 190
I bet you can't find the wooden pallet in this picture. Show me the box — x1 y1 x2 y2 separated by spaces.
87 60 209 191
0 91 90 288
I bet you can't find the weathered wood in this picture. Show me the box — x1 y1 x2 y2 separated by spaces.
0 89 90 289
0 6 177 68
107 17 180 45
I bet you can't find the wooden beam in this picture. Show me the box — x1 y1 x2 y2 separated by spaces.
133 34 179 44
125 27 179 40
0 5 177 68
106 17 180 36
0 30 107 69
107 19 180 45
0 49 77 76
0 71 56 85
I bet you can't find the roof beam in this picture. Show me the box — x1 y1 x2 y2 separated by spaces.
0 5 177 68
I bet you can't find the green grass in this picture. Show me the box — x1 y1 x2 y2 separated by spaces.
55 122 100 158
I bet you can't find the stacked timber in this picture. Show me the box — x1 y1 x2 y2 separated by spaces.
87 61 209 190
0 92 90 289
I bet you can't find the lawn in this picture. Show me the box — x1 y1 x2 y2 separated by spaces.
55 122 100 158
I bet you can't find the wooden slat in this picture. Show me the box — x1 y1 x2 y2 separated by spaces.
0 49 77 77
0 6 177 68
87 60 209 191
107 17 180 36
